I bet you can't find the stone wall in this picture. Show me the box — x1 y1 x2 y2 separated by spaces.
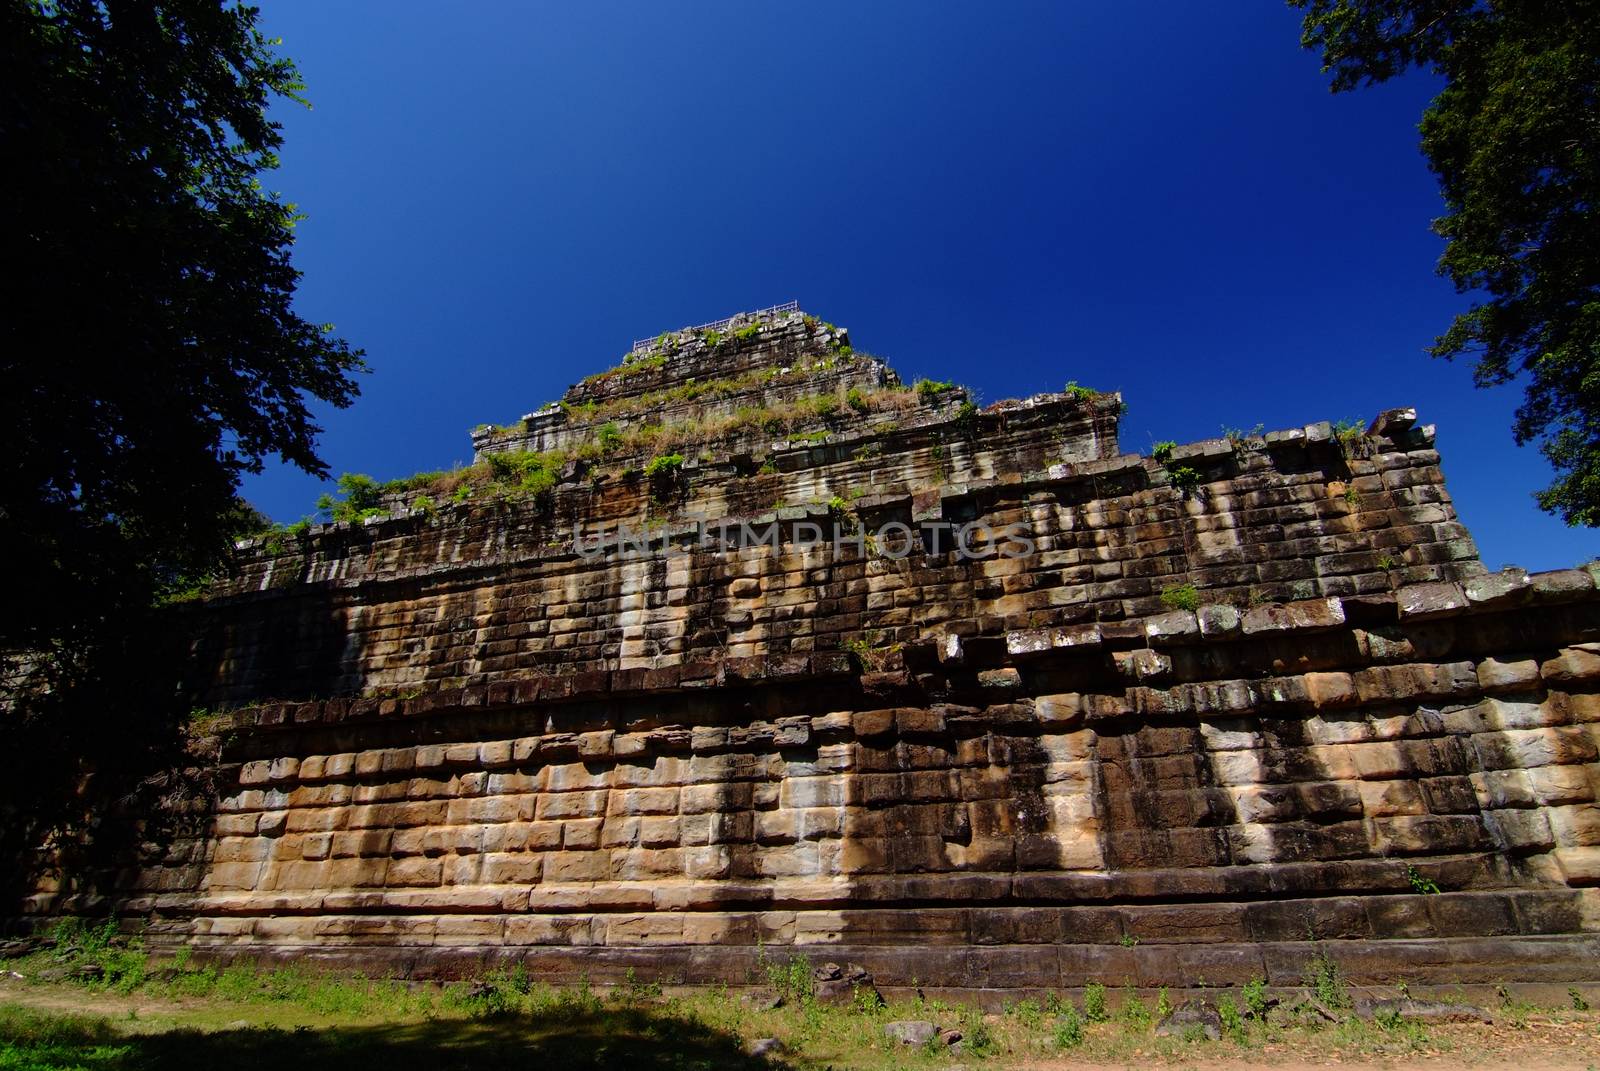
24 308 1600 991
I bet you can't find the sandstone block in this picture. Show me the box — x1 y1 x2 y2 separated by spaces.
1531 569 1595 603
978 667 1023 691
536 789 608 820
1144 610 1198 645
542 850 609 883
505 915 593 946
563 817 604 850
1548 804 1600 847
607 787 680 816
1553 847 1600 886
1396 582 1467 619
1035 693 1083 726
1464 568 1532 608
214 813 259 837
1486 808 1555 852
1113 649 1171 682
1197 603 1241 640
481 852 543 884
1303 671 1357 709
610 847 685 880
1543 648 1600 686
300 833 332 861
1474 727 1599 771
387 857 443 887
238 760 272 786
1243 597 1344 635
1358 780 1425 817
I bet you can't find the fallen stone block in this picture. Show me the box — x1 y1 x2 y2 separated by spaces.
1154 1000 1222 1040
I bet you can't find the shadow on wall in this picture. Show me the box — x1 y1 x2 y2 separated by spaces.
184 576 354 707
0 608 217 923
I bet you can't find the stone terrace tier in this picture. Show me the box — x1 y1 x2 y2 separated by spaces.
204 394 1467 709
24 308 1600 994
60 572 1600 992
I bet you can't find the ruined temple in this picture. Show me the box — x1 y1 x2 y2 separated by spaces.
31 305 1600 993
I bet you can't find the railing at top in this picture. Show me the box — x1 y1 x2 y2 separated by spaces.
631 300 799 354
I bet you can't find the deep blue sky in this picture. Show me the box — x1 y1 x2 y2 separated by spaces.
250 2 1594 571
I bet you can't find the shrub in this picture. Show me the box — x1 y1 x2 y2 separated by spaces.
597 422 624 454
1119 991 1151 1030
1083 982 1108 1023
1052 1005 1084 1048
1302 947 1350 1009
1152 440 1177 462
644 452 685 503
846 386 868 413
1217 992 1246 1042
914 378 955 399
316 472 382 523
1169 465 1202 492
1011 998 1043 1028
1063 380 1097 401
1160 582 1201 612
462 980 510 1018
643 452 684 479
1333 417 1365 442
1242 976 1269 1019
760 950 814 1005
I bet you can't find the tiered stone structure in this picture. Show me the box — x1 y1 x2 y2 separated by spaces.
27 307 1600 991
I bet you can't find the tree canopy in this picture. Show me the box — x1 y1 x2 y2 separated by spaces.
1 0 362 658
1292 0 1600 525
0 0 361 888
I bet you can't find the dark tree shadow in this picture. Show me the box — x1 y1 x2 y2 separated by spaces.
1 1003 788 1071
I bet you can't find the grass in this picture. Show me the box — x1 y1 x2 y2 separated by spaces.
4 937 1598 1071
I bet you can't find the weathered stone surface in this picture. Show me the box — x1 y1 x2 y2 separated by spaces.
1354 998 1491 1023
812 962 878 1005
1242 598 1344 635
1533 569 1595 603
1397 582 1468 620
1465 568 1532 609
883 1020 940 1046
1155 1001 1222 1040
1196 604 1241 640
